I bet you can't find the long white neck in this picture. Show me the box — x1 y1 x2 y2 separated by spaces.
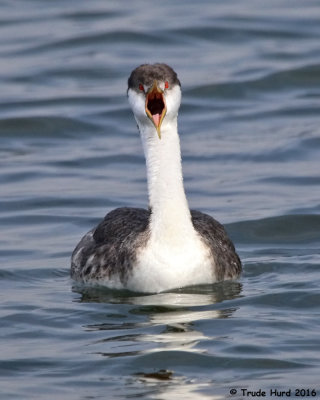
139 117 195 244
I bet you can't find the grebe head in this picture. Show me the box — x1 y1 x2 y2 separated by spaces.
127 63 181 139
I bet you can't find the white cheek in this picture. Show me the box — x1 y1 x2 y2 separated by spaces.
128 89 146 120
165 86 181 118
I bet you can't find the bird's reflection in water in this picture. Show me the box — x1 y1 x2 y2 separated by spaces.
126 289 238 352
75 281 242 306
73 282 242 351
73 282 241 398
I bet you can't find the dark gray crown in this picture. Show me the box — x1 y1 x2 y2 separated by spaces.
128 63 181 91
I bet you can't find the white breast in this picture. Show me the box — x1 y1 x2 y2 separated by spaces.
127 232 215 293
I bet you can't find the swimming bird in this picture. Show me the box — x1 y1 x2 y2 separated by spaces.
71 63 241 293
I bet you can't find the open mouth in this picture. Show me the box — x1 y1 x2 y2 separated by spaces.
145 81 166 138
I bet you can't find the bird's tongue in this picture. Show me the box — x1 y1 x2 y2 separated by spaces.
152 113 160 127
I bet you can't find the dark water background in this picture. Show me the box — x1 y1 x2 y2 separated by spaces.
1 1 320 399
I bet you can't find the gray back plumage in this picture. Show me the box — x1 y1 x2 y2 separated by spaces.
71 208 150 283
71 207 241 285
190 210 241 280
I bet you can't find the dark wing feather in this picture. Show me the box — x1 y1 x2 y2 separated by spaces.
191 210 241 280
71 207 150 283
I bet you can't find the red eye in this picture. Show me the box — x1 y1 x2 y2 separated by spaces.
139 84 144 91
165 81 169 89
